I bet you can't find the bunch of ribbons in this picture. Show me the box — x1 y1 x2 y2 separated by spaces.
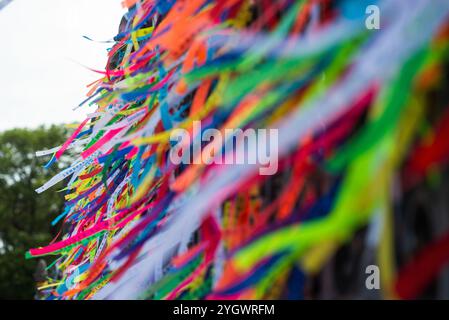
28 0 449 299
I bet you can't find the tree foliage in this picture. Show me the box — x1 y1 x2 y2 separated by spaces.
0 125 68 299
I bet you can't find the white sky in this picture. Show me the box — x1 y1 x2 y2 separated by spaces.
0 0 126 130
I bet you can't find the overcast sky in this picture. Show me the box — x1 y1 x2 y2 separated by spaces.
0 0 126 130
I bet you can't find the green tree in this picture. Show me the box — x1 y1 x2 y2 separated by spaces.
0 125 69 299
